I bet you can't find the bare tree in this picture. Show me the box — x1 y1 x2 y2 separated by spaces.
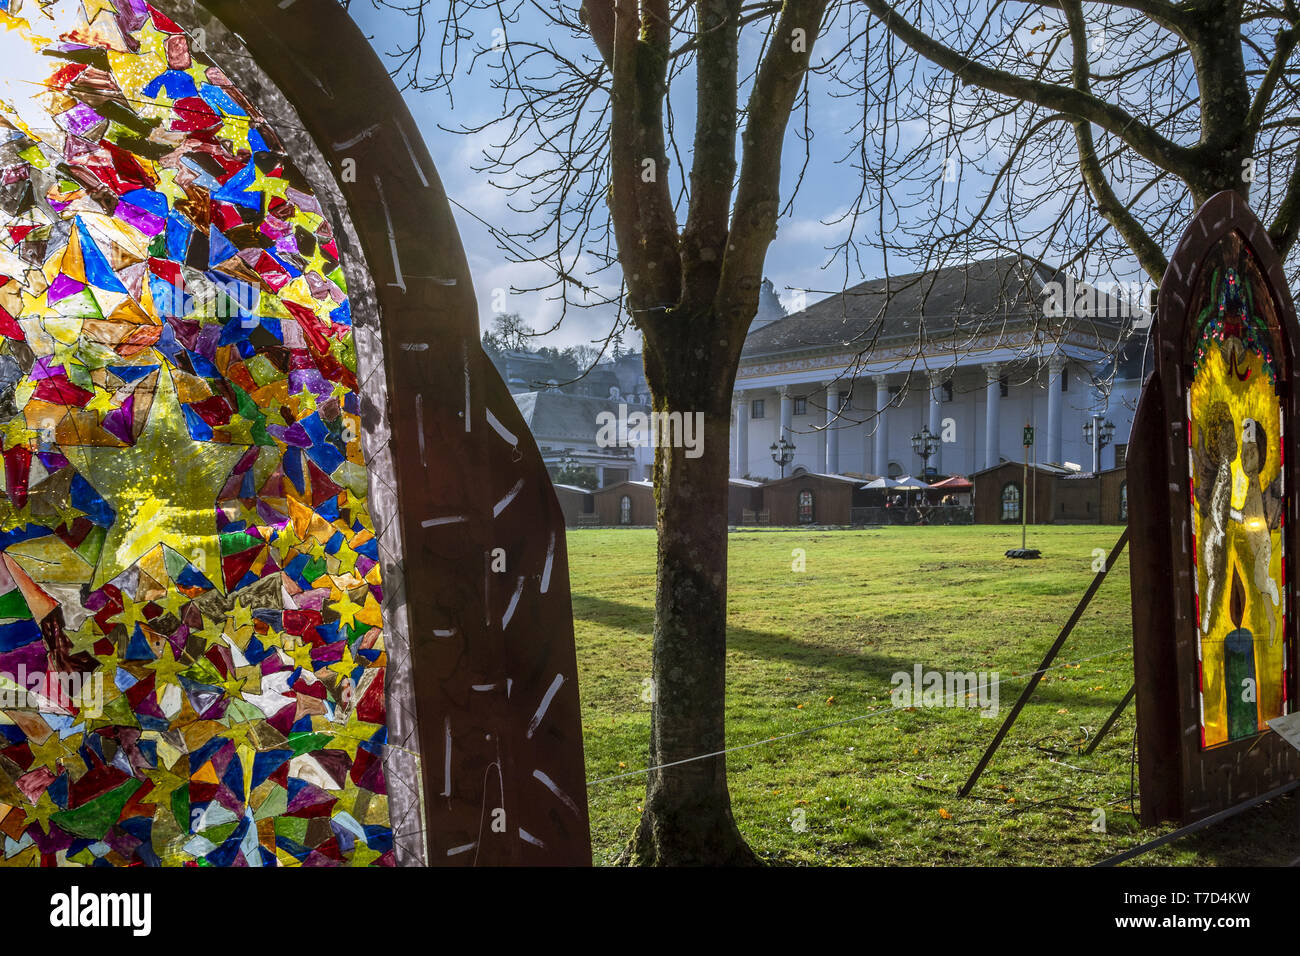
848 0 1300 290
361 0 851 864
484 311 535 351
356 0 1300 864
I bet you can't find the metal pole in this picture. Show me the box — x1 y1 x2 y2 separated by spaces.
1083 683 1136 755
1022 426 1028 550
1091 413 1102 475
959 528 1130 797
1096 779 1300 867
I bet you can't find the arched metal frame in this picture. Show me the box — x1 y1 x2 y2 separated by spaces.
192 0 592 864
1130 191 1300 826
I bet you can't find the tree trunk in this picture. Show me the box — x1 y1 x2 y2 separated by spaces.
623 323 757 866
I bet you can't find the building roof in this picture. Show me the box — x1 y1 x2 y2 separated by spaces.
592 479 655 496
513 390 646 443
968 460 1075 479
490 348 646 399
764 471 872 489
741 255 1129 360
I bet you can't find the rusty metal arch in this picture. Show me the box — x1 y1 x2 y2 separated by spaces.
192 0 592 864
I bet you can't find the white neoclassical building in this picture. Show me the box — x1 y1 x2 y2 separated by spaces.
732 256 1148 481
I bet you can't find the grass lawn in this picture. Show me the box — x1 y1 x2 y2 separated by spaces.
569 524 1300 866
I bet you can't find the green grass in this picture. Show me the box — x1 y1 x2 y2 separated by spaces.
569 525 1300 866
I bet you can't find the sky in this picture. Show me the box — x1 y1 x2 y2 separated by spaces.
347 3 1145 354
347 2 908 353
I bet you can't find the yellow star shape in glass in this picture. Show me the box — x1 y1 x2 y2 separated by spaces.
193 615 229 649
61 367 249 592
330 592 365 630
112 591 153 632
228 600 254 632
291 385 318 416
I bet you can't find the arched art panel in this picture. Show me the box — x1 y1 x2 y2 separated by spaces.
1186 239 1290 747
0 0 590 865
1130 191 1300 826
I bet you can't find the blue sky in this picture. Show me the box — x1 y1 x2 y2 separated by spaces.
349 3 904 352
348 3 1150 352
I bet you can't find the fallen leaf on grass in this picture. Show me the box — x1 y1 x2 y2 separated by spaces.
938 808 953 820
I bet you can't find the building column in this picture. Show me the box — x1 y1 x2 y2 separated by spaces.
873 374 890 477
1047 356 1064 465
825 381 839 475
983 363 1001 471
733 394 748 478
928 371 943 477
778 385 793 445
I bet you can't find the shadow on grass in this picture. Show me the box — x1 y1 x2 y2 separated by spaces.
572 592 1125 710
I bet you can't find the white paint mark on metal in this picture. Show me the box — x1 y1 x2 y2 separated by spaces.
446 842 476 856
421 515 467 528
401 342 429 351
494 479 524 517
486 409 517 445
333 123 381 150
372 175 406 293
442 717 452 797
526 674 565 739
396 120 431 188
472 683 498 692
532 769 581 816
433 628 456 638
415 394 426 467
463 344 472 433
518 828 545 848
540 530 555 594
502 575 525 629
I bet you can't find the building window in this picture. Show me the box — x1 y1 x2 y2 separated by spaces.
1060 366 1070 392
797 489 815 524
999 375 1009 398
838 391 851 411
941 379 954 403
751 399 765 419
1119 481 1128 522
619 495 632 525
1114 443 1127 468
793 396 808 416
1001 482 1022 522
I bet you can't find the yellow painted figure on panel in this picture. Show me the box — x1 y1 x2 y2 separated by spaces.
1189 264 1288 748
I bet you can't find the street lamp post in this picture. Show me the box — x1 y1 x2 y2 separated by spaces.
911 425 939 481
770 436 795 478
1082 415 1116 474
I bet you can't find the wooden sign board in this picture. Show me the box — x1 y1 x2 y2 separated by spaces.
1130 191 1300 826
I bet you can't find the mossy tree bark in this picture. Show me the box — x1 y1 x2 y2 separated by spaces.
582 0 830 865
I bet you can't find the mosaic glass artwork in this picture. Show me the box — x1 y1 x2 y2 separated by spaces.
0 0 395 864
1188 233 1291 749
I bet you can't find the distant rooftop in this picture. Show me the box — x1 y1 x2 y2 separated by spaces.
742 255 1132 360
